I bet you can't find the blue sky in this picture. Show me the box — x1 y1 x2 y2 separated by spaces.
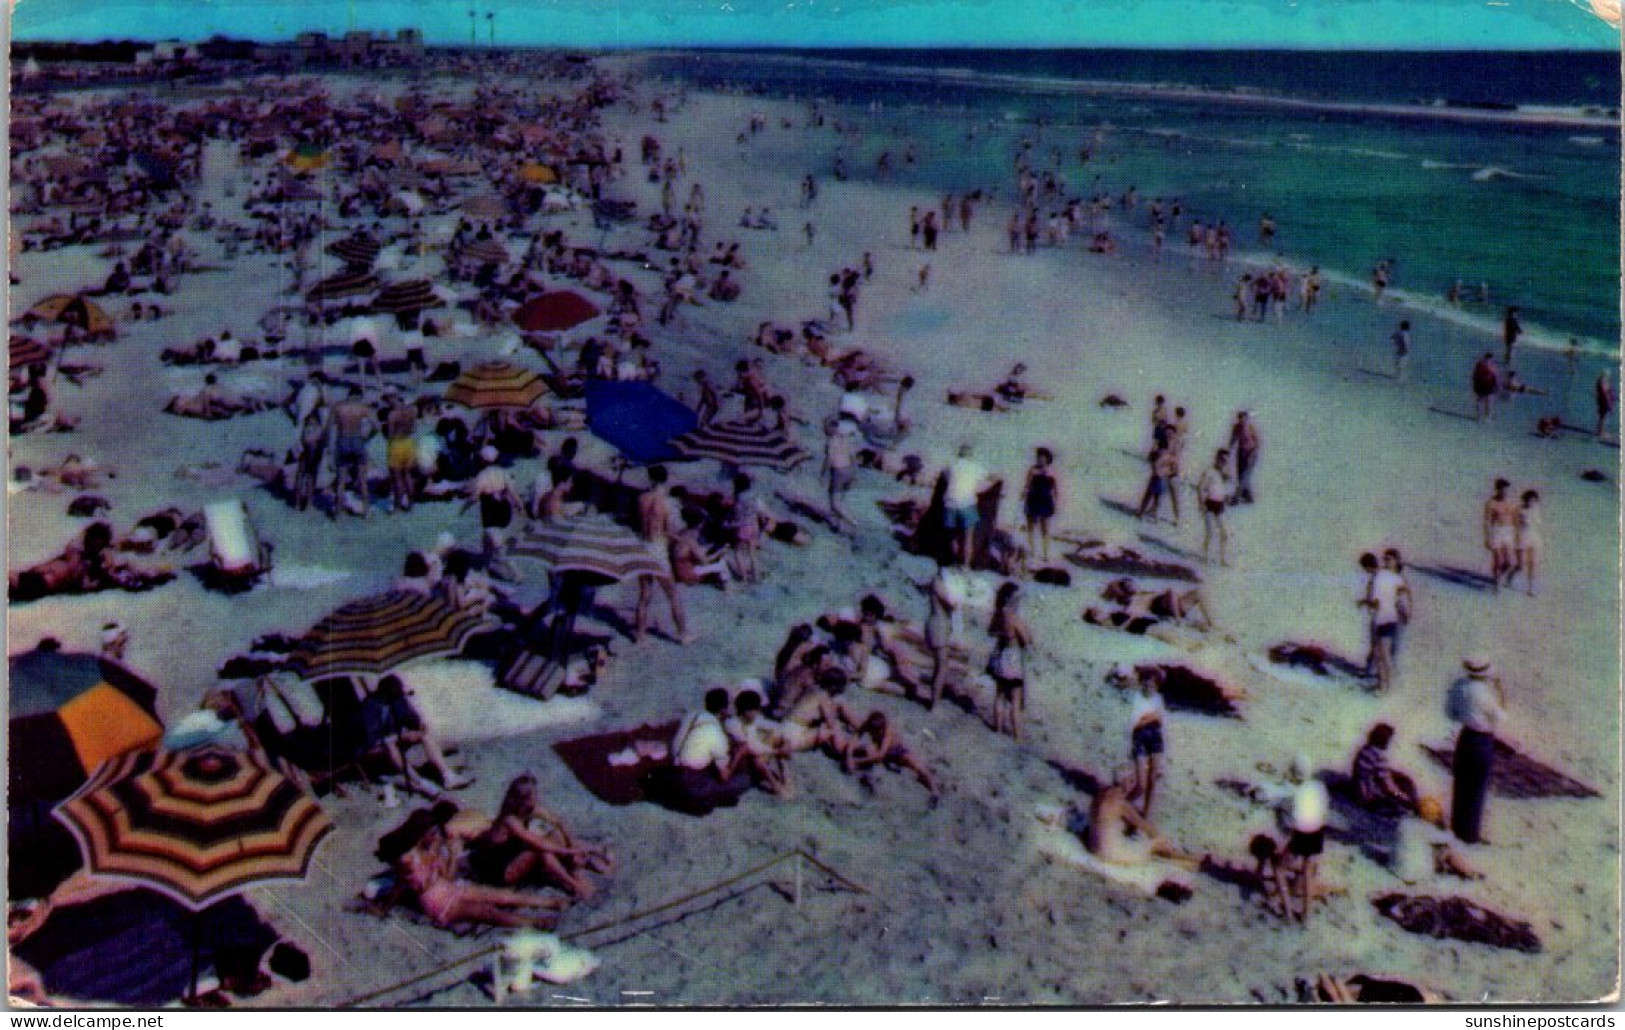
11 0 1622 48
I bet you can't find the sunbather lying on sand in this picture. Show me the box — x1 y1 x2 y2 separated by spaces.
1090 577 1214 631
10 522 175 601
379 802 565 931
166 374 273 419
841 711 940 801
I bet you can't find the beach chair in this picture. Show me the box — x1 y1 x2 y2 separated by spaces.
203 500 272 591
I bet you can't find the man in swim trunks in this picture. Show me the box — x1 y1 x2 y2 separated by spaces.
635 464 691 645
1196 449 1232 566
327 385 377 519
1471 353 1500 421
944 444 991 566
384 394 418 513
1482 478 1518 591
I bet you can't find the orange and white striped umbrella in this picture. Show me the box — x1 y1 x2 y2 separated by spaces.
287 590 492 679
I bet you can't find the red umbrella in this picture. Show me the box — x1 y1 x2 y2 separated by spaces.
511 291 601 333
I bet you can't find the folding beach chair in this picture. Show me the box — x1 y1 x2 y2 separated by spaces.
203 499 273 591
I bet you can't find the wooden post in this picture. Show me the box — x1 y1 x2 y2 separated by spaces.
793 852 802 908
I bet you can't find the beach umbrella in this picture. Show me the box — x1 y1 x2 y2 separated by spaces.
54 746 332 912
286 590 491 680
284 142 330 173
672 419 812 474
583 380 698 465
133 151 179 189
11 335 54 370
371 279 446 318
9 648 165 808
304 268 380 305
519 162 558 185
462 194 508 220
444 360 549 411
26 295 115 340
510 515 669 582
459 237 509 266
324 232 381 268
511 290 601 333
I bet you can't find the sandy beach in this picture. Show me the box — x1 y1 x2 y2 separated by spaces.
6 53 1619 1006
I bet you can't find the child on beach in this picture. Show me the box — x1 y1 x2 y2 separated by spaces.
1129 667 1167 817
985 582 1033 741
1196 449 1232 566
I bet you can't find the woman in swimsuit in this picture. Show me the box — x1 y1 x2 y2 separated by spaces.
389 806 565 930
1022 447 1060 562
469 775 614 899
1513 489 1543 597
986 582 1034 741
842 711 939 799
1482 478 1519 591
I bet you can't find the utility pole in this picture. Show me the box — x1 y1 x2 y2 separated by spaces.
486 11 495 47
468 9 477 46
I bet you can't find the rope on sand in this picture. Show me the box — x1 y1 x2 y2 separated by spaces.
336 847 869 1008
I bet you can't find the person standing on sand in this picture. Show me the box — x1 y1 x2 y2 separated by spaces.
1483 478 1518 592
822 414 859 525
1136 441 1179 525
1196 449 1232 566
909 206 920 249
1446 657 1507 845
922 556 964 711
1512 490 1544 597
1381 549 1414 658
327 385 377 519
1228 411 1260 504
634 465 691 645
1022 447 1060 562
1301 266 1322 313
1129 666 1166 817
1282 760 1330 923
693 369 719 426
1372 261 1391 304
1391 320 1412 380
944 444 992 567
1501 306 1523 366
1471 352 1500 421
986 582 1033 741
1595 370 1615 441
1358 552 1409 693
384 394 418 514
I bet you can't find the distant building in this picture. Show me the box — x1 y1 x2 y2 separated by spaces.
253 28 421 67
152 40 193 61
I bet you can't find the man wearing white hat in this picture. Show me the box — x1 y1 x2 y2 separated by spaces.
1446 656 1507 844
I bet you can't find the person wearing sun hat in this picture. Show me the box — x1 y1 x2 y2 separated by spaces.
1446 655 1507 845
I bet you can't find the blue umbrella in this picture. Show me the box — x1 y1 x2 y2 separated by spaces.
583 381 697 465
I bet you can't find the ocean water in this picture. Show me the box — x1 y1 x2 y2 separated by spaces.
648 49 1622 354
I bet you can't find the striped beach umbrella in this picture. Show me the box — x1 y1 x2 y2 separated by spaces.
325 232 382 269
54 747 332 911
444 360 549 411
672 419 812 473
371 279 446 317
284 143 330 173
518 162 558 185
26 295 115 340
11 335 53 370
510 516 670 582
462 194 508 220
459 237 509 267
511 290 601 333
304 268 380 305
9 649 165 806
287 591 491 680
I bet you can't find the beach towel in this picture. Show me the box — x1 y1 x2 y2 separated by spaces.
1420 740 1600 799
1063 542 1201 583
1372 893 1542 953
583 380 697 465
1141 663 1245 718
553 721 680 806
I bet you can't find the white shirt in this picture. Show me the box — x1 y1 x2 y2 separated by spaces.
673 711 731 771
946 458 986 509
1368 569 1405 625
1130 692 1165 730
1448 674 1506 735
472 466 512 496
1290 780 1330 834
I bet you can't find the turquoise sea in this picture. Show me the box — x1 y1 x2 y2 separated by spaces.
649 49 1622 355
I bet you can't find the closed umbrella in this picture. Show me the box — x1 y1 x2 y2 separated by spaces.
287 590 492 680
510 515 669 582
511 290 601 333
304 268 379 305
444 360 548 411
672 419 812 473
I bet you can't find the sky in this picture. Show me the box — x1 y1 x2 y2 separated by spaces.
10 0 1622 49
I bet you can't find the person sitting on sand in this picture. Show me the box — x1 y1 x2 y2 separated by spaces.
1084 768 1185 866
841 710 939 800
468 774 615 899
361 675 474 794
852 594 919 693
380 803 565 931
670 506 733 589
778 668 862 755
1351 723 1424 817
721 688 791 796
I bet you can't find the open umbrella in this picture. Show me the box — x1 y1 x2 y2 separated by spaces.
324 232 381 269
284 142 330 173
510 515 669 582
462 194 508 220
11 335 54 370
444 360 549 411
304 268 380 305
583 380 698 465
287 590 491 680
672 419 812 473
54 747 332 911
10 648 165 808
26 295 115 340
519 162 558 185
511 290 601 333
459 237 509 266
371 279 446 318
